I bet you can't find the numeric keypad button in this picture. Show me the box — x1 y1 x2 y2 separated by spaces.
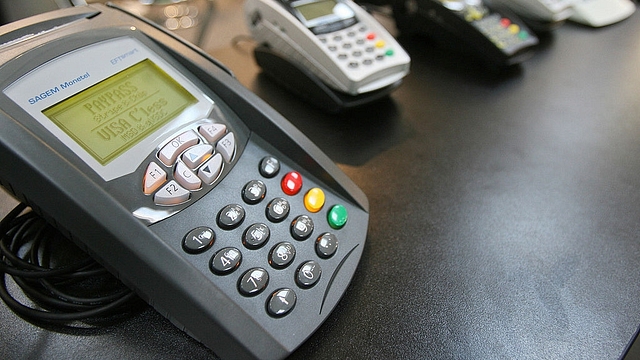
242 180 266 204
217 204 245 230
210 247 242 275
243 223 270 249
266 198 290 223
238 268 269 296
182 227 215 254
296 261 322 288
267 288 297 317
259 156 280 178
291 215 314 240
269 242 296 269
316 233 338 258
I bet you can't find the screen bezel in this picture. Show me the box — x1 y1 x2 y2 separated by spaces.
289 0 356 29
3 36 214 181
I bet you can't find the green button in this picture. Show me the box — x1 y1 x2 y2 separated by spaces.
327 204 348 229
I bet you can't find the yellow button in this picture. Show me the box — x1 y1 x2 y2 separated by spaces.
508 24 520 34
375 40 385 48
304 188 325 213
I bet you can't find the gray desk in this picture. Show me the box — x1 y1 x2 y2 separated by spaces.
1 4 640 360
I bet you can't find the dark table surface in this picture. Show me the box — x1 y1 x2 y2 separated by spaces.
2 4 640 360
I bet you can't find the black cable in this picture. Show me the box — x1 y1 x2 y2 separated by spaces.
0 204 144 325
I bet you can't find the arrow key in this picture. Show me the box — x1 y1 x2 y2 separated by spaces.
198 153 223 184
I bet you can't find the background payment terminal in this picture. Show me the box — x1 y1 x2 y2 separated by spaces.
0 4 369 359
244 0 411 112
391 0 539 67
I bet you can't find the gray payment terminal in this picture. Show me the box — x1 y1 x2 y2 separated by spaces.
0 4 368 359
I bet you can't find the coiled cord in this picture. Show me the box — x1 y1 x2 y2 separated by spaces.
0 203 143 325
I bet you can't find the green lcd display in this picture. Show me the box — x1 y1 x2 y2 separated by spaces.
43 59 197 165
295 0 338 22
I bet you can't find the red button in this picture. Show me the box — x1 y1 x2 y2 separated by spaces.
366 33 376 40
500 18 511 28
281 171 303 196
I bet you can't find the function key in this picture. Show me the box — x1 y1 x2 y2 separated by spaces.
281 171 303 196
198 122 226 143
296 261 322 288
304 188 325 213
316 233 338 258
217 204 245 230
242 180 266 204
210 247 242 275
182 226 215 254
327 204 348 229
291 215 314 241
198 153 223 184
216 132 236 163
267 288 297 317
143 162 167 195
259 156 280 178
266 198 290 222
182 144 213 169
238 267 269 296
243 223 270 249
154 180 190 205
175 161 202 191
158 130 199 166
269 242 296 269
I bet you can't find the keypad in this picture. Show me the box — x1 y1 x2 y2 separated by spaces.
179 155 349 318
142 120 237 206
317 23 397 71
466 12 532 51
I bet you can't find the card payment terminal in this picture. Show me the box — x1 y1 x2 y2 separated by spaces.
0 4 369 359
245 0 411 112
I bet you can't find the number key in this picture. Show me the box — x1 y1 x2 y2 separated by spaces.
238 268 269 296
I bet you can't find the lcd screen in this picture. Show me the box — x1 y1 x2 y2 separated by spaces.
43 59 197 165
294 0 340 21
